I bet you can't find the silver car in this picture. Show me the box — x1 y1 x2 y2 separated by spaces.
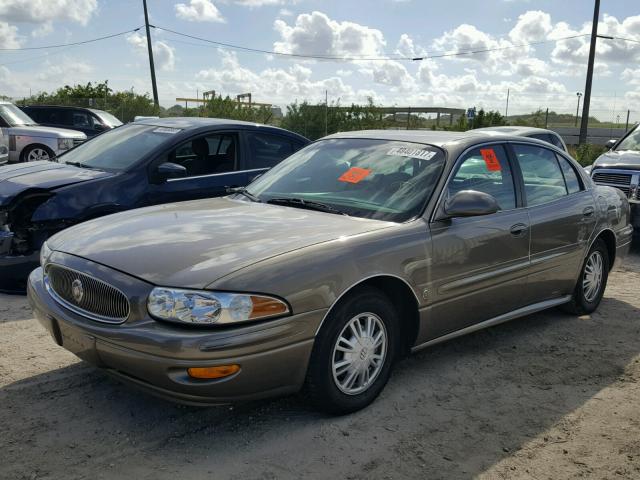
28 130 632 414
0 102 86 162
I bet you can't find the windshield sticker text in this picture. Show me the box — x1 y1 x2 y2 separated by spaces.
338 167 372 184
387 147 437 160
152 127 181 134
480 148 501 171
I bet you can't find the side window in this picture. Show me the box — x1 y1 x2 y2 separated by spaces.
448 144 516 211
72 110 93 128
169 133 237 177
549 134 565 150
529 133 553 146
514 144 568 207
557 155 582 194
247 133 293 169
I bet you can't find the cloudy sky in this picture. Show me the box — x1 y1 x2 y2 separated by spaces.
0 0 638 121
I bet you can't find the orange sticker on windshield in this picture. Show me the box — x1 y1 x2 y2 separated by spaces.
480 148 501 171
338 167 371 184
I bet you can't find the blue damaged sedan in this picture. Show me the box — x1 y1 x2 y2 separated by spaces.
0 117 308 291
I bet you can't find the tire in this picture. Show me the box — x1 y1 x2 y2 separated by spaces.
305 287 399 415
562 238 610 315
21 144 54 162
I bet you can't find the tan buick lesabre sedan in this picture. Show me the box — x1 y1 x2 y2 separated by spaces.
28 130 633 414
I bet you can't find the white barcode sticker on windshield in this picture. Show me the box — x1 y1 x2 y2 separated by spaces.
387 147 436 160
153 127 181 134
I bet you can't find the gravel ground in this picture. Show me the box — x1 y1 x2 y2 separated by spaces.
1 247 640 480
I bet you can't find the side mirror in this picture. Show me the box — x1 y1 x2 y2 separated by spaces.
442 190 499 218
605 139 617 150
156 162 187 181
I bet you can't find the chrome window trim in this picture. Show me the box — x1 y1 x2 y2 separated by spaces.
44 263 130 324
166 167 268 183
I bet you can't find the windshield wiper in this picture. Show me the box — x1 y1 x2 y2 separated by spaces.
64 161 99 170
226 186 261 202
266 197 347 216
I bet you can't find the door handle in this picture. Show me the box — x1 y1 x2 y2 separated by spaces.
583 206 595 217
509 223 529 237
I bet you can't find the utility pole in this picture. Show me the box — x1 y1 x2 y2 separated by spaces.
143 0 159 107
579 0 600 145
575 92 582 127
505 88 510 118
325 90 328 136
626 110 630 131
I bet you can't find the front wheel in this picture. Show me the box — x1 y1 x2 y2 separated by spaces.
563 239 609 315
22 144 54 162
305 287 399 414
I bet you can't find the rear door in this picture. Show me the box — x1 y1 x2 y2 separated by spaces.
145 131 247 205
427 143 531 339
511 142 596 303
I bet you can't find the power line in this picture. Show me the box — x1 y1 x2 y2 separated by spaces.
152 24 588 62
0 27 142 51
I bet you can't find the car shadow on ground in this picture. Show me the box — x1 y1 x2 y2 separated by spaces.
2 294 639 479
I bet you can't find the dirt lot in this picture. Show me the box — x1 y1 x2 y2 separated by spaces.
1 249 640 480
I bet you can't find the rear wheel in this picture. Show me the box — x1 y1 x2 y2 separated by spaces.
563 239 609 315
305 287 399 414
22 144 54 162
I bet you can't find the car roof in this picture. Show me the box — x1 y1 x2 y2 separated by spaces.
21 104 109 115
135 116 308 139
473 126 559 136
322 129 567 154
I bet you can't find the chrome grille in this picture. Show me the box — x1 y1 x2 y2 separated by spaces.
45 264 129 323
592 172 632 186
592 169 638 199
72 139 84 147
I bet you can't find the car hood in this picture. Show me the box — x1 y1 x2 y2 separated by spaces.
0 161 113 206
49 197 396 289
9 125 86 139
593 150 640 171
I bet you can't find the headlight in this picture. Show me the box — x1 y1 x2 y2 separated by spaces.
57 138 74 151
147 288 290 325
39 242 52 267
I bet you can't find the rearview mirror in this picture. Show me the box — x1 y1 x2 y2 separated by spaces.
156 162 187 181
443 190 499 218
605 139 617 150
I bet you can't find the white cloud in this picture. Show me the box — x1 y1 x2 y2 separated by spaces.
370 60 415 91
0 21 20 48
127 32 176 71
508 10 552 43
274 11 386 58
31 21 53 38
278 8 294 17
0 0 97 25
233 0 296 6
395 33 422 58
175 0 225 23
196 50 363 105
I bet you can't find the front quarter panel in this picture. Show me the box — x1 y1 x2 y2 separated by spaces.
206 221 430 322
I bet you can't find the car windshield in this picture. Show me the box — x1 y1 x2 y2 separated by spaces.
0 104 36 126
60 123 178 172
95 110 123 127
246 138 446 223
616 125 640 152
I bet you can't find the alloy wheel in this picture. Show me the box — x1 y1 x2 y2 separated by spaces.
583 250 604 303
27 148 50 162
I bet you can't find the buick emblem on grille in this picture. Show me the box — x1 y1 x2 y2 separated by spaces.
71 278 84 303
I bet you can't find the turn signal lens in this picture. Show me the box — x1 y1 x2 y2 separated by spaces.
249 296 290 319
187 365 241 379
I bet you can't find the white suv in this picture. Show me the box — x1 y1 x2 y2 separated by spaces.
0 101 86 163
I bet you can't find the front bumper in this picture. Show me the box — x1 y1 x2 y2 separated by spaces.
0 250 39 292
28 266 324 405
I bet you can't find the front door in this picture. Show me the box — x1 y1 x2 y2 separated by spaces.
426 144 530 340
512 143 597 303
145 132 248 205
